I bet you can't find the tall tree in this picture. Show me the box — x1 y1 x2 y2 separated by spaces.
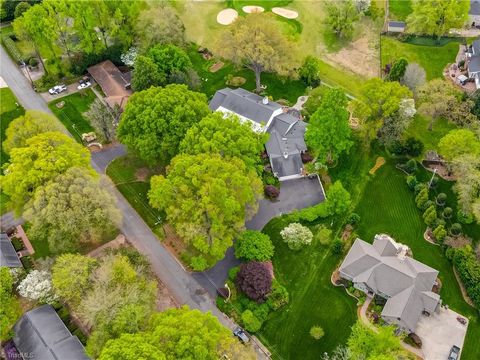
3 110 64 154
324 0 359 38
451 154 480 221
305 88 353 164
43 0 74 61
117 84 210 164
149 154 262 267
0 268 21 341
85 99 117 143
131 55 165 91
180 112 269 173
23 167 122 253
407 0 469 39
438 129 480 161
216 12 296 92
1 131 92 215
147 44 192 82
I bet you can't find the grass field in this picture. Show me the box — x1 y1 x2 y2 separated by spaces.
48 90 96 143
381 36 461 79
355 161 480 360
389 0 412 20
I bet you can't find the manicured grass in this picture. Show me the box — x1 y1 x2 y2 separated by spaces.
381 35 461 79
389 0 412 20
258 217 357 359
48 90 96 143
354 161 480 360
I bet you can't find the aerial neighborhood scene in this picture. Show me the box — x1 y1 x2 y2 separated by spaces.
1 0 480 359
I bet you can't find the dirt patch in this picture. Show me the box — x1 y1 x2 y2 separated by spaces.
369 157 386 175
422 163 456 181
135 167 150 182
209 61 224 73
341 224 354 241
444 235 472 249
156 280 178 311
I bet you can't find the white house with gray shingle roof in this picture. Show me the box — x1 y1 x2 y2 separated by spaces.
209 88 308 181
339 234 441 333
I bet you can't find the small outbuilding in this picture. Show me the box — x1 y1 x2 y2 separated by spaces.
387 21 406 33
0 233 22 268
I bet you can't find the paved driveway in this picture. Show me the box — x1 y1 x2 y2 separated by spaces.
415 307 468 360
194 176 326 296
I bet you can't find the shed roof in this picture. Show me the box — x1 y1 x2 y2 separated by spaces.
470 0 480 15
0 233 22 268
13 305 89 360
388 21 406 28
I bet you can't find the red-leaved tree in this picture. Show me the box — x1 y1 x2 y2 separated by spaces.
236 261 272 303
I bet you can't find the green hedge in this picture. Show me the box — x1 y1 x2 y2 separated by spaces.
447 246 480 309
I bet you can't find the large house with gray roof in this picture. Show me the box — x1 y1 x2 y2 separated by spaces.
339 234 441 333
209 88 307 181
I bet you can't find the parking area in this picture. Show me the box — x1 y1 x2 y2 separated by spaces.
415 307 468 360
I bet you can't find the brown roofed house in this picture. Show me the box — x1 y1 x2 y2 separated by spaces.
88 60 132 110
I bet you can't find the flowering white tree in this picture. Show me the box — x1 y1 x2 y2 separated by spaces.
17 270 58 304
354 0 371 13
121 47 138 67
280 223 313 250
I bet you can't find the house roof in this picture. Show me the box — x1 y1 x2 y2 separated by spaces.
87 60 132 110
209 88 282 124
339 235 440 331
470 0 480 15
13 305 89 360
0 233 22 268
469 55 480 73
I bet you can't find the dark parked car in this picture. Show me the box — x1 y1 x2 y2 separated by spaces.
233 327 249 343
448 345 460 360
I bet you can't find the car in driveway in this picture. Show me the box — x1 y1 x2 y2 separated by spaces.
77 80 91 90
233 327 249 343
448 345 460 360
48 84 67 95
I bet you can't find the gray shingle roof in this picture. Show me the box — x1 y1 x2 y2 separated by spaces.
0 233 22 268
388 21 406 28
470 0 480 15
13 305 89 360
209 88 282 124
469 54 480 73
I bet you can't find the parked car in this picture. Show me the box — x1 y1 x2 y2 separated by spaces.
233 327 249 343
48 84 67 95
77 81 91 90
448 345 460 360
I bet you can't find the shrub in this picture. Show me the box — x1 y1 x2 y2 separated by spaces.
235 230 274 262
190 256 208 271
415 187 429 209
280 223 313 250
387 58 408 81
430 176 439 189
449 247 480 308
406 175 418 190
432 217 446 229
28 57 39 68
450 223 462 236
347 213 361 225
236 262 273 302
414 183 426 194
299 55 321 87
404 159 417 174
241 310 262 332
266 280 289 310
228 266 240 281
17 270 58 304
404 137 424 157
310 325 325 340
264 185 280 199
436 193 447 206
457 210 474 224
433 225 447 242
443 207 453 219
331 239 344 254
423 205 437 226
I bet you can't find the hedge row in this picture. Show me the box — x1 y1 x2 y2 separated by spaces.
447 246 480 310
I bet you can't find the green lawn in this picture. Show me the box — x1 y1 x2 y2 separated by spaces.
48 90 96 143
355 161 480 360
389 0 412 20
0 88 25 214
258 217 357 359
381 36 461 79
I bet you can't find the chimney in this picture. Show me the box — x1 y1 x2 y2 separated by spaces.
262 96 269 105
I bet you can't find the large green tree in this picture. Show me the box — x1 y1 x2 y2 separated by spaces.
23 167 122 253
216 12 296 92
117 84 210 164
131 55 165 91
98 333 166 360
234 230 274 261
407 0 469 39
324 0 359 38
85 99 118 143
147 44 192 80
305 88 353 164
180 112 268 172
0 268 21 341
3 110 64 153
149 154 262 267
1 131 92 214
438 129 480 161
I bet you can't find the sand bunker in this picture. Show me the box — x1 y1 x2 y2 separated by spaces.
217 9 238 25
242 5 264 14
272 7 298 19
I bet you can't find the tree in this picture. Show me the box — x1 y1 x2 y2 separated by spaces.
131 55 165 91
216 12 296 92
433 224 447 242
415 187 429 209
315 225 333 245
299 55 322 87
305 88 353 164
423 205 437 226
23 167 122 253
310 325 325 340
386 58 408 81
149 154 262 267
241 310 262 332
52 254 98 306
451 154 480 222
407 0 469 40
1 131 92 215
325 0 359 38
17 270 58 304
14 1 30 18
280 223 313 250
98 333 166 360
304 86 328 115
326 181 352 215
235 230 274 261
236 261 273 302
401 63 426 92
378 99 416 146
117 84 210 164
180 112 268 172
85 99 118 142
0 268 21 341
147 44 192 80
135 4 184 50
438 129 480 161
3 110 64 153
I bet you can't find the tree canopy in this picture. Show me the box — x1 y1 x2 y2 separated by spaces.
235 230 275 261
0 268 21 341
117 84 210 164
180 112 268 173
236 261 273 302
85 99 118 143
438 129 480 161
325 0 359 39
3 110 64 154
131 55 165 91
305 88 353 164
216 12 296 92
148 154 262 268
1 131 92 214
